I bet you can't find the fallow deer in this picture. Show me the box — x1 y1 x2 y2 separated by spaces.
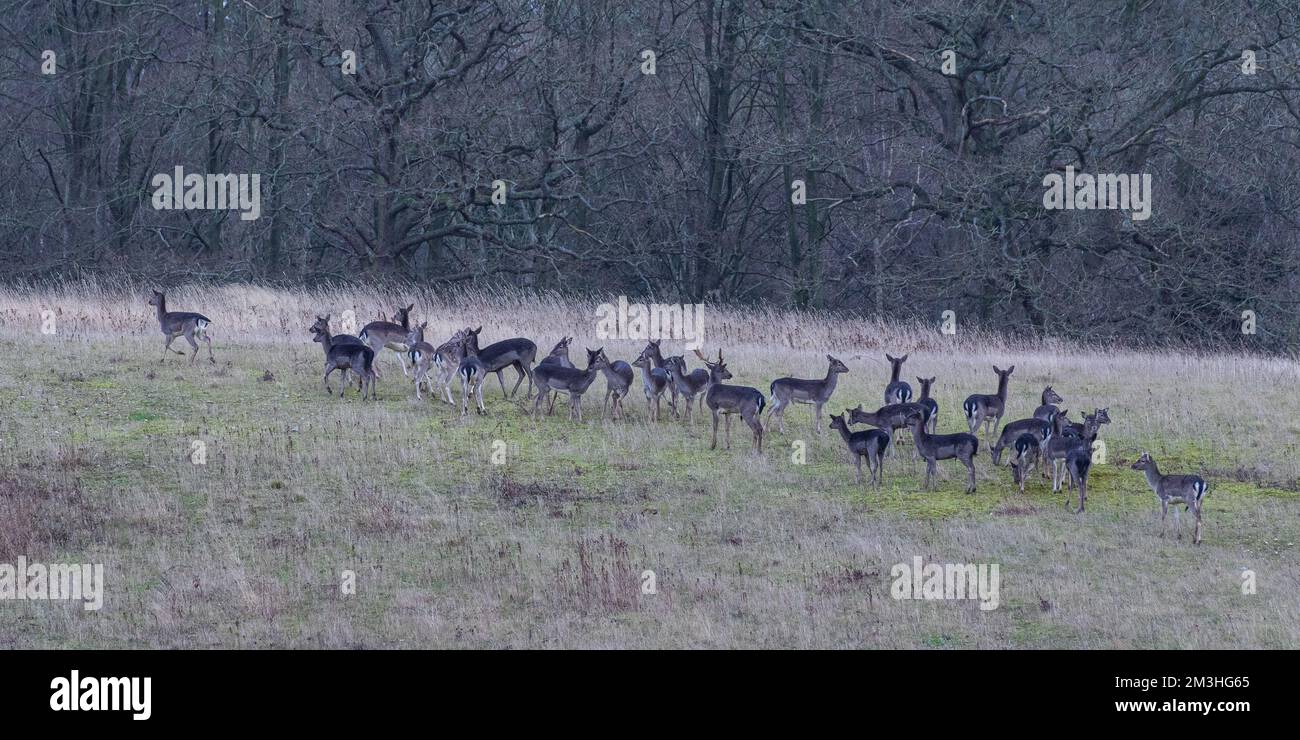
601 356 635 420
1009 433 1040 494
359 304 414 377
632 349 670 421
148 290 214 364
962 365 1014 439
1032 386 1064 424
1131 452 1209 544
829 412 890 488
916 376 939 434
768 355 849 434
906 410 979 494
531 347 610 421
311 323 376 400
884 353 912 405
699 350 765 452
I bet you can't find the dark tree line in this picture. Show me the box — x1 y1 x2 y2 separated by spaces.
2 1 1298 349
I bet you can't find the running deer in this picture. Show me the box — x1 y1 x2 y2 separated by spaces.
990 417 1053 467
883 353 912 405
601 356 635 420
663 355 711 423
699 349 765 452
470 332 539 400
829 412 890 488
311 322 376 400
457 327 489 416
962 365 1014 439
148 290 214 364
768 355 849 434
532 347 610 421
632 349 670 421
359 304 414 377
537 337 574 413
1009 433 1040 494
906 410 979 493
1032 386 1064 423
1131 453 1209 544
642 340 680 416
916 376 939 434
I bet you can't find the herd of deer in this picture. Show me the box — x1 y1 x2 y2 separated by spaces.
149 291 1212 544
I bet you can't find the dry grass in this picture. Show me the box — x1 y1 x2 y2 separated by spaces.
0 280 1296 648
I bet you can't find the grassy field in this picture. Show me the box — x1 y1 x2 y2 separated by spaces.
1 281 1298 648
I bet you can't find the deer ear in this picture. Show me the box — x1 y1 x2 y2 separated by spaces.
473 326 482 334
901 353 908 361
1007 365 1015 373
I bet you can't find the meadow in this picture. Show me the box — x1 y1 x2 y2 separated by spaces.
1 281 1297 648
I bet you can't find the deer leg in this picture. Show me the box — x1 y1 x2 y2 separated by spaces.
723 413 732 449
710 409 719 450
1193 506 1202 545
925 459 936 490
604 388 612 415
1159 499 1168 537
1173 505 1182 539
508 362 527 398
532 390 544 420
854 455 863 485
965 455 976 493
476 381 486 415
323 365 335 395
812 402 823 434
183 330 200 364
495 369 509 398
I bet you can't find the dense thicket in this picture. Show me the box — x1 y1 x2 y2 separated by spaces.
2 1 1298 349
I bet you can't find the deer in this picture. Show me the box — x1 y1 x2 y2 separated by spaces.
1131 453 1209 544
148 290 215 364
312 315 371 391
531 347 610 421
429 328 470 405
883 353 913 405
962 365 1014 439
1032 386 1064 423
1043 413 1101 494
663 354 711 423
1063 445 1093 513
848 402 928 457
457 327 489 416
767 355 849 434
311 322 376 400
1008 433 1040 494
537 337 574 414
916 376 939 434
642 340 680 417
829 412 890 488
601 355 635 420
1059 407 1111 439
990 417 1053 467
471 332 539 400
406 322 457 401
631 349 670 421
906 410 980 493
358 303 414 378
699 349 765 452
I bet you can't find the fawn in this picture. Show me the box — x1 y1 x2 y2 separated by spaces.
148 290 214 364
768 355 849 434
1131 453 1209 544
829 412 890 488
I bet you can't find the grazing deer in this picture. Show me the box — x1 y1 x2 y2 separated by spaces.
663 355 711 423
1009 433 1040 494
532 347 610 421
906 410 979 493
359 304 414 377
1044 414 1101 493
537 337 574 413
632 349 670 421
883 353 912 405
990 417 1053 466
471 333 539 400
457 328 489 416
699 350 765 452
1131 453 1209 544
848 402 927 457
148 290 215 364
916 376 938 434
829 412 890 488
642 340 680 416
768 355 849 434
1032 386 1064 423
311 323 376 400
962 365 1014 439
601 356 635 420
